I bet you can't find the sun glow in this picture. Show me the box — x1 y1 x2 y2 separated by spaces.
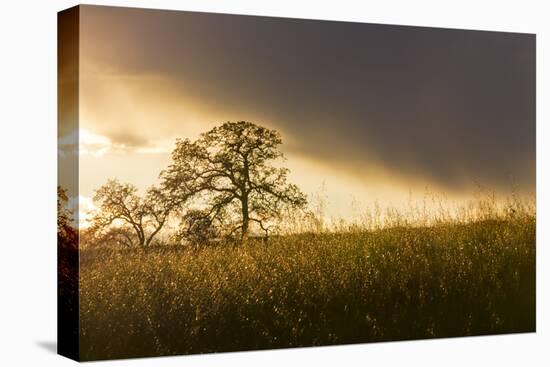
67 195 96 229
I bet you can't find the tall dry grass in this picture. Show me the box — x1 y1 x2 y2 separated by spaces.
79 195 535 360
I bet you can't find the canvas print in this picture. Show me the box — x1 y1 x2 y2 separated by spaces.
58 5 536 361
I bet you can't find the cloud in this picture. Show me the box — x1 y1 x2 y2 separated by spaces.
58 128 171 157
78 6 535 195
108 131 150 148
58 129 78 158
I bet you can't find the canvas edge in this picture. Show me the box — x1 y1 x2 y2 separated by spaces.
57 4 81 362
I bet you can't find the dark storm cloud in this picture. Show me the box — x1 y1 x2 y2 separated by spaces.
81 5 536 192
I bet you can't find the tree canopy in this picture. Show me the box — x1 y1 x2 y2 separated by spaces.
161 121 307 241
90 179 172 247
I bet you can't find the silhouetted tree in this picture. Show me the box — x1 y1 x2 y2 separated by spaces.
161 121 307 241
57 186 78 356
90 179 172 247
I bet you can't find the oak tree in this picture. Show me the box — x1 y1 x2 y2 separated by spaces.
161 121 307 241
90 179 172 247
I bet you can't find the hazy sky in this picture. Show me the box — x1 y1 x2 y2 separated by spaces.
60 5 536 220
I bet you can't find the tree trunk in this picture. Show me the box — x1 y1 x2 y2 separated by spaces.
136 227 145 247
241 194 249 242
241 157 251 242
145 221 165 247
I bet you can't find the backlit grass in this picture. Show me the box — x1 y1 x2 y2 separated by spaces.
79 200 535 360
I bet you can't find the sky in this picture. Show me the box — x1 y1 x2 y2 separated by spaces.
59 5 535 222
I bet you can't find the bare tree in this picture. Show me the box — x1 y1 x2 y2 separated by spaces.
90 179 171 247
161 121 307 241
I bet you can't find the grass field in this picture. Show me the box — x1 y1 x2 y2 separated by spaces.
79 202 535 361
